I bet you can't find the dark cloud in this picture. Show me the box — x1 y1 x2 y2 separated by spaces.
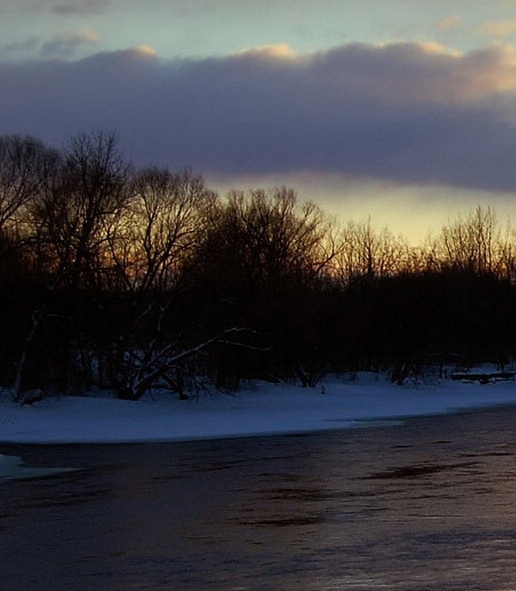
1 41 516 192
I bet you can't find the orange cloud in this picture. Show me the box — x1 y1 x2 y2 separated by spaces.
237 44 296 60
458 44 516 96
133 45 157 58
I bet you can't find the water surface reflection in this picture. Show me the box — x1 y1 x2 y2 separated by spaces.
2 407 516 590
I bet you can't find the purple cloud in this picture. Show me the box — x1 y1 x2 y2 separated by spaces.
1 41 516 192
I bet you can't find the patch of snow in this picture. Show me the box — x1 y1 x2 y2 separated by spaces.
1 374 516 445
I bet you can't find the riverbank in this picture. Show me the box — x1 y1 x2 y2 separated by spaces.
2 373 516 444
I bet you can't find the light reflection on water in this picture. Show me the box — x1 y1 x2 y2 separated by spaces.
2 407 516 590
0 453 76 482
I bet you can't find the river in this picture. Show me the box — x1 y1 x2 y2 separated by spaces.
2 406 516 590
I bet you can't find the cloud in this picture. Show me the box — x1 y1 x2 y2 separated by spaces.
1 41 516 193
237 43 296 60
437 14 461 30
1 37 41 57
40 28 101 58
51 0 110 15
0 0 110 15
476 17 516 39
152 0 263 16
1 28 101 60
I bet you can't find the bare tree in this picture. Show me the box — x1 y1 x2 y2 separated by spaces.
6 133 131 397
192 187 336 296
0 135 59 234
334 217 409 282
115 325 261 401
436 206 504 276
28 131 130 289
109 166 216 293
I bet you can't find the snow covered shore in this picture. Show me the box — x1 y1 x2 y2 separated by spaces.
2 374 516 445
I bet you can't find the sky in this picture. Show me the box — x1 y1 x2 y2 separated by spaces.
2 1 516 241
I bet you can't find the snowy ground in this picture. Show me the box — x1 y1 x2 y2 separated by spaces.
2 372 516 445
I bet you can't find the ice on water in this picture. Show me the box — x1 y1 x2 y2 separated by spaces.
0 454 75 483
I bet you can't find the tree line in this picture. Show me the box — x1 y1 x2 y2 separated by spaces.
1 131 516 401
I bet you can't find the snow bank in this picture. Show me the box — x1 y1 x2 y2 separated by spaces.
2 374 516 445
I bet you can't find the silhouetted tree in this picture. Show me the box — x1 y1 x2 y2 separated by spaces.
334 217 409 283
109 166 215 293
435 206 504 276
3 130 516 396
0 135 59 234
185 187 338 383
28 131 130 289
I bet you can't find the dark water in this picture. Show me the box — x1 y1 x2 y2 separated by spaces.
2 407 516 590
